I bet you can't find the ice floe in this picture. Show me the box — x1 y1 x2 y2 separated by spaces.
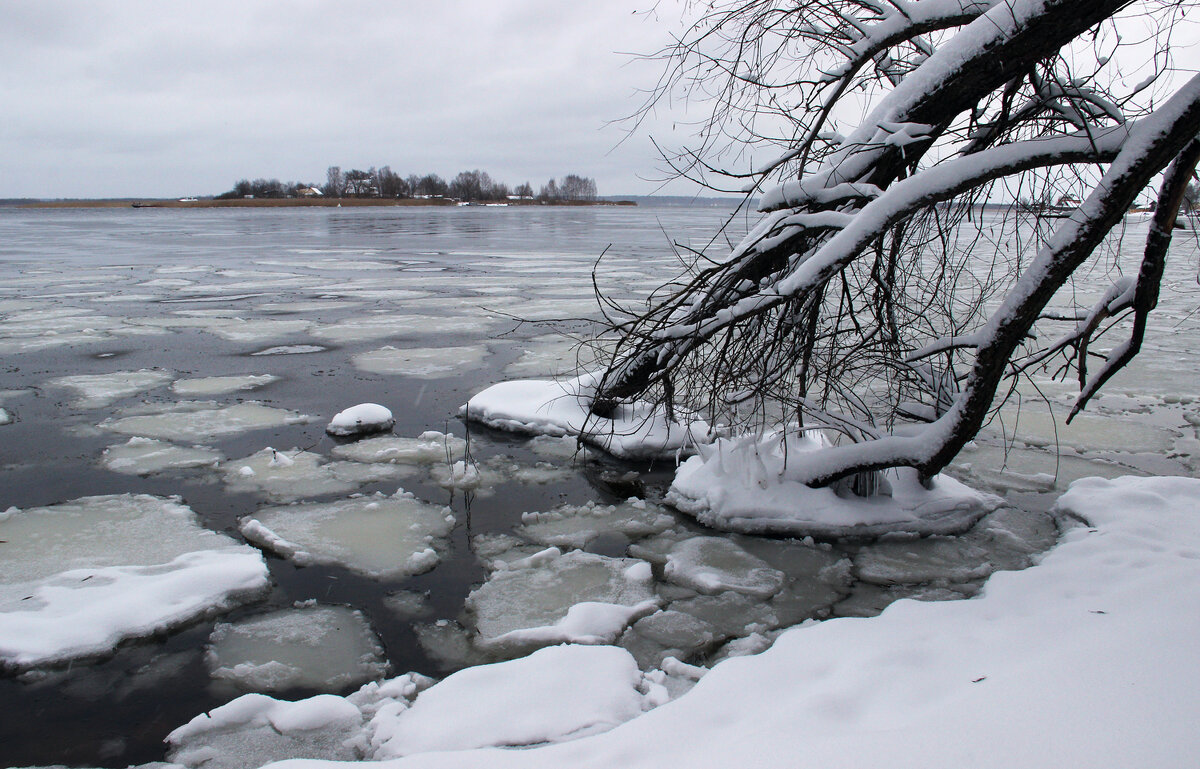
171 374 278 397
48 368 173 409
101 437 223 475
0 494 268 669
100 401 313 441
206 604 389 695
662 536 786 598
0 407 10 426
464 549 659 655
239 491 455 579
222 448 409 502
515 499 676 550
250 344 327 356
327 403 394 437
329 431 466 465
352 344 488 378
463 373 711 460
667 432 997 537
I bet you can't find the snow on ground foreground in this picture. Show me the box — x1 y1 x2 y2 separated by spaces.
461 373 711 460
0 495 269 670
668 432 998 537
262 476 1200 769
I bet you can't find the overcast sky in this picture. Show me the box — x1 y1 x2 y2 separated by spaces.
0 1 699 199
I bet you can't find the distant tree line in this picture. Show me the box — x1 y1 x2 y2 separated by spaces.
216 167 598 203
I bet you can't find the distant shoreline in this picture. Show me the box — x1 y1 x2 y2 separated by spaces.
20 197 637 209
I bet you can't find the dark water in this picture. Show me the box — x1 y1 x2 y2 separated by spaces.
0 205 748 767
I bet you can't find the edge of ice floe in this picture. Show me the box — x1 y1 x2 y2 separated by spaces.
460 374 712 461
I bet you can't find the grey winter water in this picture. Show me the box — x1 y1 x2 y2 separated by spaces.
0 204 1197 767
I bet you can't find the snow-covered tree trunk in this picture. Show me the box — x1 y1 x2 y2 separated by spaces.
592 0 1200 486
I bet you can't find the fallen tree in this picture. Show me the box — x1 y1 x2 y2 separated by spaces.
589 0 1200 489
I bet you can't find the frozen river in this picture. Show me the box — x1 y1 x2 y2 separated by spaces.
0 204 1196 767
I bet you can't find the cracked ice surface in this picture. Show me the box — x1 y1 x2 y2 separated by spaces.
205 605 389 696
0 494 268 669
465 549 659 655
239 491 455 579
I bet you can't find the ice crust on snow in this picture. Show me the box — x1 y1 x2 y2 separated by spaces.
206 605 389 695
239 491 455 579
465 549 659 654
326 403 394 437
668 432 997 537
0 494 268 669
463 373 711 460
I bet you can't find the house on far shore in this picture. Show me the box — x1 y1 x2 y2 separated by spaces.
298 186 324 197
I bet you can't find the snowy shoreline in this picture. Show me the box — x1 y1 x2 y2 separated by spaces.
239 475 1199 769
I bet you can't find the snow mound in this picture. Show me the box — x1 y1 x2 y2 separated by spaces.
370 645 651 758
462 373 711 460
240 491 455 579
327 403 394 437
206 605 389 695
667 432 996 537
0 494 268 669
168 692 364 769
465 549 659 655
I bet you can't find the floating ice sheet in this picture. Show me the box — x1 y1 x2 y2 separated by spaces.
48 368 174 409
100 401 313 441
240 491 455 579
463 373 711 460
465 549 659 655
330 431 466 465
663 537 786 598
251 344 327 356
102 437 223 475
516 499 676 550
171 374 278 397
206 605 389 695
668 432 997 538
352 345 488 378
0 494 268 669
311 314 495 344
223 448 408 502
